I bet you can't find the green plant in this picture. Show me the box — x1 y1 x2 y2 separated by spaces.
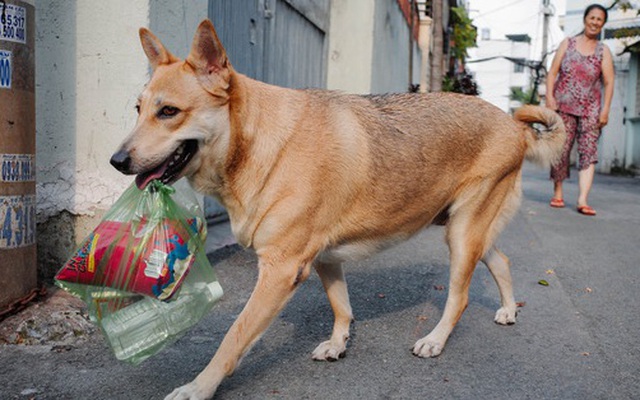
449 6 477 63
509 86 540 105
443 71 480 95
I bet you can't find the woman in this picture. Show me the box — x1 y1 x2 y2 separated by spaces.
545 3 615 216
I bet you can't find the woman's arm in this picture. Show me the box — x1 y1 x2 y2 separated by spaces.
599 44 615 127
545 39 568 110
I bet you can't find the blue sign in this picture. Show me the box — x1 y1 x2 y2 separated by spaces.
0 50 10 89
0 195 36 249
1 154 35 182
0 4 27 44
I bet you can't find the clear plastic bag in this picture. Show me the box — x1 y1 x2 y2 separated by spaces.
55 179 223 364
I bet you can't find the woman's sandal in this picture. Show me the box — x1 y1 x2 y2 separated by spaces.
577 205 596 216
550 198 565 208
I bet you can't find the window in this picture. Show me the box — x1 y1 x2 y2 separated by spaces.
481 28 490 40
513 59 525 73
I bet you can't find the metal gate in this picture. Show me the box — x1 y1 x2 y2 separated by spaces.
205 0 329 222
208 0 329 89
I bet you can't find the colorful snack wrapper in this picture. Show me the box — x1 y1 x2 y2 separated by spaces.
55 217 203 301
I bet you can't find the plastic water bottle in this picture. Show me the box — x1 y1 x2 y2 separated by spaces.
99 280 223 365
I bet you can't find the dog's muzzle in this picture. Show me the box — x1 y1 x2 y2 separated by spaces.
110 150 132 174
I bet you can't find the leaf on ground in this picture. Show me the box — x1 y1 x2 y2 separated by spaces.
546 269 555 275
538 279 549 286
516 301 526 308
433 285 446 291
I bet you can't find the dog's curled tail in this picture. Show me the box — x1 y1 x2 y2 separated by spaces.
515 105 567 169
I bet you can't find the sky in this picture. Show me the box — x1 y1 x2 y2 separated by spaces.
468 0 567 61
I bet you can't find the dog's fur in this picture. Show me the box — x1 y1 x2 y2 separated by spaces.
111 20 566 400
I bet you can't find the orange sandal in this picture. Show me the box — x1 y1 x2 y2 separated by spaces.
577 205 596 216
550 198 565 208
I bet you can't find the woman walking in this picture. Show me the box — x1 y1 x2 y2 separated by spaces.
545 3 615 216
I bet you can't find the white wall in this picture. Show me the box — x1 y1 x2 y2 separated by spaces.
36 1 149 222
35 0 207 276
326 0 375 93
327 0 420 94
469 38 531 112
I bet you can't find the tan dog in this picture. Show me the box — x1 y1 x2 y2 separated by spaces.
110 20 566 400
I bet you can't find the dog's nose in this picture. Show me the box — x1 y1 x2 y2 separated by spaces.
110 150 132 173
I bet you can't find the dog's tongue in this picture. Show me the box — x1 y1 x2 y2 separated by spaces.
135 162 169 190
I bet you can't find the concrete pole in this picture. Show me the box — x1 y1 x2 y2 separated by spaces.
409 0 415 90
542 0 551 62
418 17 433 93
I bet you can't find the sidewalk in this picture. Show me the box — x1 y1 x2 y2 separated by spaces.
1 163 639 399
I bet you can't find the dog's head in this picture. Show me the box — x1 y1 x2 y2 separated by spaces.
110 20 232 189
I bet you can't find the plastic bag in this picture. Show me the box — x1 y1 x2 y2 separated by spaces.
55 179 223 364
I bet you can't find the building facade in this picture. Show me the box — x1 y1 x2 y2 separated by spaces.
32 0 431 281
468 32 532 113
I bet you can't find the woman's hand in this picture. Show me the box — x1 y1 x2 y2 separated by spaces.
599 110 609 128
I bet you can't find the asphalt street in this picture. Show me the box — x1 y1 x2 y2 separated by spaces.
1 163 639 399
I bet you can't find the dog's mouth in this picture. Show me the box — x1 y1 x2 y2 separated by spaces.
135 139 199 189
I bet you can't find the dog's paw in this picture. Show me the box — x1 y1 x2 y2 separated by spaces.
412 336 444 358
494 306 517 325
312 339 347 361
164 382 211 400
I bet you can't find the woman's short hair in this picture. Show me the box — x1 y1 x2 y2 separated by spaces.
584 4 608 23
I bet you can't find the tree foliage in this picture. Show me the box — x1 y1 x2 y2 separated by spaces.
443 71 480 96
509 86 540 105
449 6 477 63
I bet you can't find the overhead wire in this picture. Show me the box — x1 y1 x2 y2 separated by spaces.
474 0 528 19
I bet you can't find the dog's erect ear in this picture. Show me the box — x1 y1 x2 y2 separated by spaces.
186 20 230 96
139 28 178 70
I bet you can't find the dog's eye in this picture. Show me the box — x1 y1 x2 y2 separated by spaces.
135 105 141 114
158 106 180 119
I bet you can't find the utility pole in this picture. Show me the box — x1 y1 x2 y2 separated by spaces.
537 0 553 104
430 0 443 92
409 0 415 91
541 0 552 63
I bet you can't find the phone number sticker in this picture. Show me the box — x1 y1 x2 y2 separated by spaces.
0 3 27 44
0 154 36 182
0 194 36 248
1 154 34 182
0 49 10 89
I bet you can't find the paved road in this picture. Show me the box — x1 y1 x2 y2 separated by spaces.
1 164 639 399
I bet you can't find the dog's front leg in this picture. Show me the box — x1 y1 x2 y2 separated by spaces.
165 255 311 400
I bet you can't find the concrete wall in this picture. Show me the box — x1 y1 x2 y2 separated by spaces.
327 0 420 94
371 0 415 94
35 0 414 279
326 0 375 93
625 54 640 171
35 1 207 279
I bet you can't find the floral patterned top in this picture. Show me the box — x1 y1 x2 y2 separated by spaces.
553 37 604 118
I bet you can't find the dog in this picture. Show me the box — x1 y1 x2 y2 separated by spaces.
110 20 566 400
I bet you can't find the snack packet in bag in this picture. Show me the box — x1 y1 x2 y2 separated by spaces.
55 179 223 364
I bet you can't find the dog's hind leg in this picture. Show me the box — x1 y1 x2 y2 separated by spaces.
412 213 484 358
481 174 521 325
481 247 517 325
312 261 353 361
413 173 519 358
